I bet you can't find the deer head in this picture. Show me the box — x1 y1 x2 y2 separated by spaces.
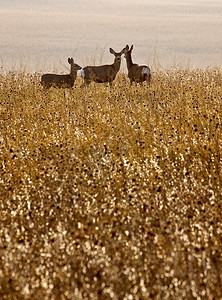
124 45 133 58
110 47 126 63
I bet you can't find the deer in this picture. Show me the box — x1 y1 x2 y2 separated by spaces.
80 47 126 86
40 58 82 89
124 45 151 85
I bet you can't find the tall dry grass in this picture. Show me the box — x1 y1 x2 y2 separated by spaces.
0 68 222 299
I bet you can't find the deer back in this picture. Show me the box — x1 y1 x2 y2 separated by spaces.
40 57 81 89
81 47 125 84
128 64 150 82
40 74 74 89
82 64 118 83
124 45 151 83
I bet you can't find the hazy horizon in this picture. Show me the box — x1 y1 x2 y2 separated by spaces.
0 0 221 72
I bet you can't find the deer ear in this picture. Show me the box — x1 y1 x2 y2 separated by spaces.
109 48 115 55
130 45 134 52
125 45 129 50
68 58 74 64
121 47 126 55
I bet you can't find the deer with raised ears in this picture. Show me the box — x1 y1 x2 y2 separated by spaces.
124 45 151 84
80 47 126 86
40 58 82 89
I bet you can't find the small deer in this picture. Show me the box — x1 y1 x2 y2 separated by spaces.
124 45 151 84
40 58 82 89
80 47 126 86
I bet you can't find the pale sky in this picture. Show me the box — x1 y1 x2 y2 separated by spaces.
0 0 221 71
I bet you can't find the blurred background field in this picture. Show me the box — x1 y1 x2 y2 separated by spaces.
0 68 221 299
0 0 222 72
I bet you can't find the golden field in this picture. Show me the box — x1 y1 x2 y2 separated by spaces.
0 68 222 299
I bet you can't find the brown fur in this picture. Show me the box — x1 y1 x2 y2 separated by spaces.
41 58 82 89
124 45 151 84
81 47 125 86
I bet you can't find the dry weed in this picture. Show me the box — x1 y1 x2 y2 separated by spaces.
0 68 222 299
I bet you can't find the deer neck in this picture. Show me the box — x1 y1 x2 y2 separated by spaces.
70 64 76 79
112 58 121 72
126 53 133 70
